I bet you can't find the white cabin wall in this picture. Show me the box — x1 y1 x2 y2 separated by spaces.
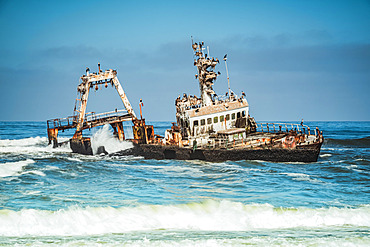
189 106 249 136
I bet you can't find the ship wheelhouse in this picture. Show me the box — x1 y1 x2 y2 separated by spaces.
185 100 249 137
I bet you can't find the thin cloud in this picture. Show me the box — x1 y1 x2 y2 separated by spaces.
224 43 370 73
40 45 102 59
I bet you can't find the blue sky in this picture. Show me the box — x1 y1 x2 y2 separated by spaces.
0 0 369 121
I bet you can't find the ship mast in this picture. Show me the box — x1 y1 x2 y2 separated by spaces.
223 54 231 100
192 40 220 106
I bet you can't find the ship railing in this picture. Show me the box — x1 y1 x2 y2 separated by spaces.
47 109 129 130
179 95 245 111
83 109 129 123
255 122 319 136
213 94 242 103
47 115 78 130
184 103 202 110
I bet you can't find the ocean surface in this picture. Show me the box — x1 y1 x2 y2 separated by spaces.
0 121 369 246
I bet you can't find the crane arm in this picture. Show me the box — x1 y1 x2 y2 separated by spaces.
112 76 137 119
73 68 137 138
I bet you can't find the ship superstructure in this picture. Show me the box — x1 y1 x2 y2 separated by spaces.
171 41 252 148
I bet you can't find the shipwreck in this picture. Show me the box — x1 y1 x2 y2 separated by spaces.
47 41 324 162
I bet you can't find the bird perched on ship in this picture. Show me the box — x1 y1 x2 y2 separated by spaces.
242 91 246 97
182 93 188 101
175 96 181 106
192 42 198 51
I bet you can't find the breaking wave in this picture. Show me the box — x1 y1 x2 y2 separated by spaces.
1 236 369 247
0 200 369 237
0 159 35 178
91 124 133 155
0 136 71 154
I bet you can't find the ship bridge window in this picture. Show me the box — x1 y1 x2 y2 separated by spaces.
193 120 199 126
226 114 230 121
201 119 205 126
237 112 241 118
214 116 218 123
207 118 212 124
231 113 235 120
220 115 224 122
242 110 246 117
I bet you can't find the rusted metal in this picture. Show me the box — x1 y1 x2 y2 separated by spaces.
47 64 150 148
47 128 58 147
73 66 137 138
47 110 132 144
110 122 125 141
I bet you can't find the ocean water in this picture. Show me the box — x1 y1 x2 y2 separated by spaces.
0 121 369 246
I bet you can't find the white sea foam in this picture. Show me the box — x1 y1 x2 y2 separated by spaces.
320 154 332 157
0 159 35 178
281 172 323 183
0 136 45 147
65 157 83 162
322 147 355 151
3 237 370 247
22 191 42 196
91 124 133 155
344 164 366 173
21 170 46 177
355 158 367 161
0 200 369 237
0 136 71 154
45 165 59 170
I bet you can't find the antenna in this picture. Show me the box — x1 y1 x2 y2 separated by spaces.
224 54 231 100
139 99 144 120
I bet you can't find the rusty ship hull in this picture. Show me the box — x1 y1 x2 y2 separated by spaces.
111 141 323 163
68 126 324 163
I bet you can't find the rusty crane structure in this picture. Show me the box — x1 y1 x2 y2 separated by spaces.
47 64 154 154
